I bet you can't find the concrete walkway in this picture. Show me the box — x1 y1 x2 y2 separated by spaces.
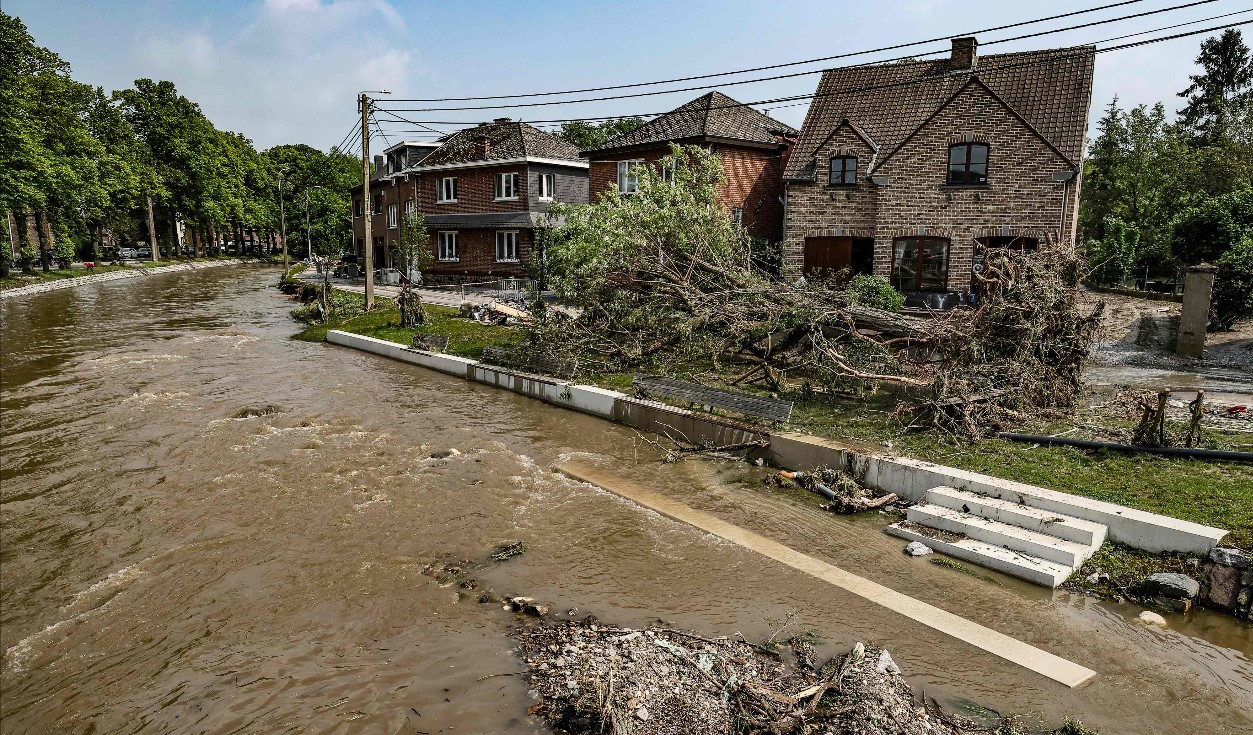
1 259 258 300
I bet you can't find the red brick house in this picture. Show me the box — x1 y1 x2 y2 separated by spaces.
583 91 796 245
410 118 587 283
783 38 1095 308
350 140 440 268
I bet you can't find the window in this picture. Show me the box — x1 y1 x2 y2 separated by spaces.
437 231 458 261
661 157 683 182
495 230 519 262
731 207 743 225
354 199 363 217
538 173 555 200
617 160 642 194
829 155 858 186
892 237 950 291
387 203 397 229
495 172 518 200
437 177 458 202
947 143 988 185
372 194 383 215
404 200 415 219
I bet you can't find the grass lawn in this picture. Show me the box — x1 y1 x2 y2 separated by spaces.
293 298 523 360
291 292 1252 548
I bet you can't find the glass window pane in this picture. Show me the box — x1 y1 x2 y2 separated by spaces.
970 144 988 164
949 146 966 165
844 168 856 185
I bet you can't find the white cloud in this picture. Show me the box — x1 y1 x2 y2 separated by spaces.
133 0 420 149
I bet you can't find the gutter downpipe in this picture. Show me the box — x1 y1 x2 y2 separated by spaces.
997 432 1253 462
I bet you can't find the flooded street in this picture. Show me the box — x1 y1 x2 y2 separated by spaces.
2 266 1251 734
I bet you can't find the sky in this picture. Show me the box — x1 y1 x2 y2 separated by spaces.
7 0 1250 152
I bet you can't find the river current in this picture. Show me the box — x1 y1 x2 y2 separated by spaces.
1 266 1250 734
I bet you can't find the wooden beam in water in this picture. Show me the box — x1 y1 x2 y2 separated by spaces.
556 462 1096 689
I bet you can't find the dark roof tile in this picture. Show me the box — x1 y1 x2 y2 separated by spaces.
419 120 582 167
588 91 797 153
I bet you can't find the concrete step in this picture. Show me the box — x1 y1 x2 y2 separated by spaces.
887 522 1074 587
906 504 1097 568
924 486 1108 547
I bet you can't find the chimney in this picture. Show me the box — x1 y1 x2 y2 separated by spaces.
951 37 977 71
474 134 491 159
373 154 384 172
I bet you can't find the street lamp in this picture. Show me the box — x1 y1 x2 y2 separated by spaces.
305 185 323 260
277 166 291 270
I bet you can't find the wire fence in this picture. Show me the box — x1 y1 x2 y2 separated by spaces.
1088 263 1185 295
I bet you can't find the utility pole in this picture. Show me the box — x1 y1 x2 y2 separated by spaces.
358 89 390 310
146 195 158 262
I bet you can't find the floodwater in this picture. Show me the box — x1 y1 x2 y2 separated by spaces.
1 266 1250 735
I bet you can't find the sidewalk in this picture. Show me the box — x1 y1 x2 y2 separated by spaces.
293 269 513 309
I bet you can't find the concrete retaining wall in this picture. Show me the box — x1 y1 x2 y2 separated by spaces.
326 330 1229 555
1 259 257 300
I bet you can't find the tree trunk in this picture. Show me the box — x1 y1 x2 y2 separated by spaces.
18 211 35 273
146 196 159 262
34 210 52 271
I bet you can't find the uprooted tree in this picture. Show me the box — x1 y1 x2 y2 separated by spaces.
530 145 1102 436
392 209 431 327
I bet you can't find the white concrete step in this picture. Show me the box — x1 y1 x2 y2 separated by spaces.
924 486 1108 547
906 503 1097 568
887 522 1074 587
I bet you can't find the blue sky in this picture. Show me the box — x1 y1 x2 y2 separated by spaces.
8 0 1250 151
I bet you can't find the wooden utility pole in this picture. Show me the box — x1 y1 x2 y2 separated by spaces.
360 92 375 310
146 196 158 262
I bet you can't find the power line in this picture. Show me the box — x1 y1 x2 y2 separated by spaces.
376 18 1253 129
385 0 1153 103
379 1 1221 113
333 117 362 153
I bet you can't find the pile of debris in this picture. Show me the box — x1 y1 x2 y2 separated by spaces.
518 619 1006 735
461 300 532 326
772 466 899 514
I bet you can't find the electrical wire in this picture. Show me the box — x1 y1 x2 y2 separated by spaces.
381 0 1218 111
385 0 1153 102
375 17 1253 128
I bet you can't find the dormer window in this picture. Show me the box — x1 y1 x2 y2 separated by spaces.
829 155 857 186
947 142 988 185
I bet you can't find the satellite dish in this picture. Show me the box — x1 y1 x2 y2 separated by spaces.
972 263 984 273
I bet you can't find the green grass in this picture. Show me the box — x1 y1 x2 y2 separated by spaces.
293 297 521 360
788 391 1253 548
1065 542 1201 599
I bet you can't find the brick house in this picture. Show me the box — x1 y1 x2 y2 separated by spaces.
583 91 797 245
350 140 440 268
783 38 1095 308
409 118 587 283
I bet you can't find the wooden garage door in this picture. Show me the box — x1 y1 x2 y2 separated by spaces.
804 237 852 275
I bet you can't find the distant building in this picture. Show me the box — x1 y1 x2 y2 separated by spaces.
350 140 440 269
783 38 1095 308
583 92 797 246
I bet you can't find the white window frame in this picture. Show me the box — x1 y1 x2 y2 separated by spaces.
617 160 642 194
387 203 398 229
731 207 743 225
495 230 519 262
494 172 519 201
403 199 415 219
437 231 459 262
538 173 555 201
437 177 458 203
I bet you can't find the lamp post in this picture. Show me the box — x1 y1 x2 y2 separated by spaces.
277 166 291 270
305 185 323 260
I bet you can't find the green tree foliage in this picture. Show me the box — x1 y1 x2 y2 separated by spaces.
845 274 904 312
392 210 430 327
1081 30 1253 298
1213 235 1253 328
263 144 359 258
1177 28 1253 143
558 117 647 150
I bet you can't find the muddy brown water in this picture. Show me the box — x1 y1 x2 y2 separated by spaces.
1 266 1250 735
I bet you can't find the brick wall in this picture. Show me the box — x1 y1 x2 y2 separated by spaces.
420 163 530 214
422 227 531 279
783 83 1081 290
589 143 789 241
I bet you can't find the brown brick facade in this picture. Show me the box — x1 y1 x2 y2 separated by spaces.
588 143 789 243
423 227 531 282
784 83 1081 293
419 163 529 214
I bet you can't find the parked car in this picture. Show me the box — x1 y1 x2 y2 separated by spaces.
118 247 138 259
136 247 152 259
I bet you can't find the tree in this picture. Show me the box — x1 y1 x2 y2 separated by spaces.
1213 234 1253 328
391 210 430 327
558 117 647 150
1177 29 1253 143
1167 187 1253 264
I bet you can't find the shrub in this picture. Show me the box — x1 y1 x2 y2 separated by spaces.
1167 187 1253 264
844 274 904 312
1213 235 1253 329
